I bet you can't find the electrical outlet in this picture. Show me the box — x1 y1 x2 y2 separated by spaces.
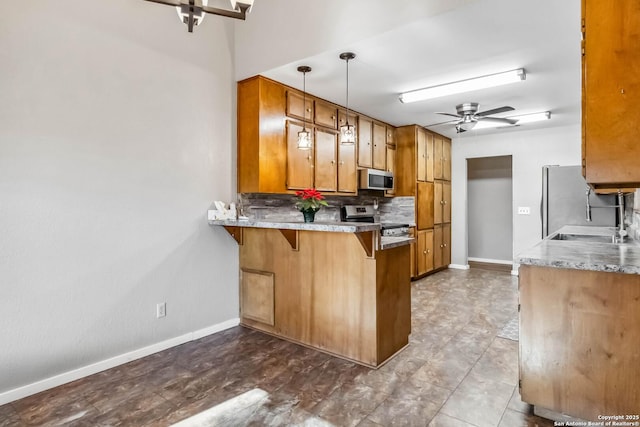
517 207 531 215
156 302 166 318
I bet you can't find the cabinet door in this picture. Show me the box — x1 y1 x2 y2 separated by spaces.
426 132 435 182
338 137 357 193
416 182 434 230
442 138 451 181
443 181 451 223
357 116 373 168
583 0 640 187
417 128 427 182
417 229 434 275
315 100 338 129
442 223 451 267
314 128 338 192
286 91 313 122
372 122 387 170
433 225 443 269
385 145 396 196
409 227 416 278
434 134 444 180
338 111 357 131
286 121 314 190
434 181 443 224
386 126 395 146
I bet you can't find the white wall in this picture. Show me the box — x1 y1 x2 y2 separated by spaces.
0 0 239 401
451 125 581 269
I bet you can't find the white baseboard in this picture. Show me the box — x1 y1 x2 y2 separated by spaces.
448 264 470 270
0 318 240 406
467 257 513 265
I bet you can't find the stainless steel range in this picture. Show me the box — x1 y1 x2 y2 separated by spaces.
340 205 410 237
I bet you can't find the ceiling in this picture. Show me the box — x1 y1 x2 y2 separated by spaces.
258 0 581 139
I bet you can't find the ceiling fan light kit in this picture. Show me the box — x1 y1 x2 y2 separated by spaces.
145 0 254 32
399 68 526 103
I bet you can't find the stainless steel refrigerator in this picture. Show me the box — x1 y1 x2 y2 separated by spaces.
541 165 616 237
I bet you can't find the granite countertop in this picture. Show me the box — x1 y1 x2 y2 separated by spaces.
209 219 413 250
208 218 380 232
517 225 640 275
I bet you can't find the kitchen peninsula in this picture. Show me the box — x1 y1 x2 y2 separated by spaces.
210 218 412 367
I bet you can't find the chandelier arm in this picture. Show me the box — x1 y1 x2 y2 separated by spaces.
142 0 182 7
202 3 250 20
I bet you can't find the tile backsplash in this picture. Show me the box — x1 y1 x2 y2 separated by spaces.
239 193 415 225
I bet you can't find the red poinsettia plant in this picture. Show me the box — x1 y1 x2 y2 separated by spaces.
294 188 329 211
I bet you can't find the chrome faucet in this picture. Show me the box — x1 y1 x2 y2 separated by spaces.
585 187 627 242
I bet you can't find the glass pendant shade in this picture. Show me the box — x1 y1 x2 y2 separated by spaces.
297 129 312 150
340 124 356 145
339 52 356 145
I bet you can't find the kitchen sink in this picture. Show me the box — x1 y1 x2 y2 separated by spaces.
549 233 616 244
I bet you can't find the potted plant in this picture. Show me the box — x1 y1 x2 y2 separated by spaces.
294 188 329 223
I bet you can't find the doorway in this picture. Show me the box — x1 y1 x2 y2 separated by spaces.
467 156 513 271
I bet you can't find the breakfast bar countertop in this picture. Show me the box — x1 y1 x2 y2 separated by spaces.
208 218 380 233
517 225 640 275
208 219 413 249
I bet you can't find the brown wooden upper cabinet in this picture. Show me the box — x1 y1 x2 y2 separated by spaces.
314 99 338 130
338 139 357 193
286 90 313 122
434 181 451 224
314 128 338 192
386 126 396 146
582 0 640 188
286 120 314 190
357 116 373 168
433 134 451 181
238 75 393 195
372 121 387 170
385 145 396 196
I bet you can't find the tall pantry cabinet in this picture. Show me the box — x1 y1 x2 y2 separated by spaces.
396 125 452 279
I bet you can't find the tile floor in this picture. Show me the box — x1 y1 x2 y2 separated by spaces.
0 268 555 427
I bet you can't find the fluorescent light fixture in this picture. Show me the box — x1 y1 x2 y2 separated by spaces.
510 111 551 123
472 111 551 130
399 68 526 103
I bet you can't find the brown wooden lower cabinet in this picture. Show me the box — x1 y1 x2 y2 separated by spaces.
416 229 434 277
238 227 411 367
434 223 451 269
519 265 640 420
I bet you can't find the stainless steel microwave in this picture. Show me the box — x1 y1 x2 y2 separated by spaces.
358 169 394 191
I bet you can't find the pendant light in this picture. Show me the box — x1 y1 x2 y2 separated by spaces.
339 52 356 145
297 66 312 150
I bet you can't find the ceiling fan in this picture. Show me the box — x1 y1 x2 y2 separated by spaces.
426 103 517 133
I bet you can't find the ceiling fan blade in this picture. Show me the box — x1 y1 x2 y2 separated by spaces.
475 106 515 117
425 119 460 127
435 112 463 119
476 116 518 125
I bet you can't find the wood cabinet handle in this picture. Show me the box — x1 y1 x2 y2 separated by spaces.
423 250 427 254
331 160 335 164
331 115 336 119
339 161 344 165
443 243 447 247
443 201 447 205
440 244 444 248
